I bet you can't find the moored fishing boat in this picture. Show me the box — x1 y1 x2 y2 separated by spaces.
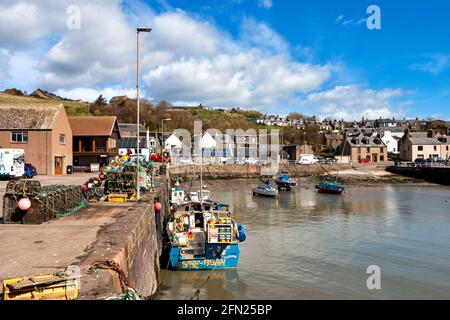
274 169 297 191
252 184 278 197
166 201 246 270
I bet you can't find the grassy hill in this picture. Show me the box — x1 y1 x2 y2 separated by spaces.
0 92 90 116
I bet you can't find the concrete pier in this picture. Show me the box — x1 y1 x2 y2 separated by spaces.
0 198 162 299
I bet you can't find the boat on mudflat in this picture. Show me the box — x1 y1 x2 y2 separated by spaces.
252 184 278 198
274 170 297 191
316 180 346 195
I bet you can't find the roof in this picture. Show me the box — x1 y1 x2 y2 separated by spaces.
325 134 343 140
346 134 385 148
68 116 118 136
0 103 63 130
118 123 145 132
119 137 148 149
409 138 441 145
409 132 428 138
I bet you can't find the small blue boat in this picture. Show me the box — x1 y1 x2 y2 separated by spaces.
274 170 297 191
316 180 346 195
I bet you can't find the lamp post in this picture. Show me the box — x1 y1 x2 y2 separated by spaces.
161 118 171 155
136 27 151 201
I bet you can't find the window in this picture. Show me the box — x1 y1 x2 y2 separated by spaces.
59 134 66 145
433 146 437 151
11 131 28 143
380 155 385 161
447 146 449 151
418 146 423 151
366 147 370 153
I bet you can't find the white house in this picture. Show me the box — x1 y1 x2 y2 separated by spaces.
381 130 403 154
165 134 183 151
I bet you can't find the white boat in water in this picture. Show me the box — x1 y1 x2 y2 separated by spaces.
252 184 278 198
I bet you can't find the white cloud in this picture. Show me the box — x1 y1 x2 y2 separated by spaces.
336 15 366 26
411 54 450 75
240 18 289 54
0 50 11 83
301 85 409 120
258 0 273 9
0 1 67 49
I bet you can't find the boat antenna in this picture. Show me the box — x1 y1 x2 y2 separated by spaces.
335 136 347 183
200 150 203 205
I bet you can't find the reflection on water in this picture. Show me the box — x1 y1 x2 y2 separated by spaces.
159 180 450 300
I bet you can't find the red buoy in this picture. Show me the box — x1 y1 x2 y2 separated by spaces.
154 202 162 212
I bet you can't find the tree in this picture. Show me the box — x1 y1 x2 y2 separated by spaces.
287 112 304 121
89 95 107 115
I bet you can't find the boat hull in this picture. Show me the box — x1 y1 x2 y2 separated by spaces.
169 244 240 270
317 182 346 195
252 188 278 197
274 179 297 190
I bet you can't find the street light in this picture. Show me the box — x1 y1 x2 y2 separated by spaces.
136 27 151 201
161 118 172 155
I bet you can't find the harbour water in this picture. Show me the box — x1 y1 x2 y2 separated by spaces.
159 179 450 300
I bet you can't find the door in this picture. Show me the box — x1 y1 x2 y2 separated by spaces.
55 157 64 175
372 154 378 163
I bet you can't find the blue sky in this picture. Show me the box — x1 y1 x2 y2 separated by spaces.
1 0 449 120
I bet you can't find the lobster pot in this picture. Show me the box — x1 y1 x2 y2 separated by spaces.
2 182 84 225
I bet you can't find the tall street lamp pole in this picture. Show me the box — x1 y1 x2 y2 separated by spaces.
136 27 151 201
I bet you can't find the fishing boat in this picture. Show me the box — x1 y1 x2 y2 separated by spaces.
316 180 346 195
274 169 297 191
166 201 246 270
252 179 278 197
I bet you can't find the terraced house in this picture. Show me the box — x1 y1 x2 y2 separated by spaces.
340 133 388 163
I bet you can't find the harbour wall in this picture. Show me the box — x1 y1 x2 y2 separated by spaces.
386 166 450 186
168 163 356 180
79 201 161 299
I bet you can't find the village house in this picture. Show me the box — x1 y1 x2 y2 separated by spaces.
0 102 73 175
375 118 400 129
381 130 404 155
68 116 120 172
282 142 314 162
322 133 344 151
340 133 387 163
398 130 441 161
118 123 160 154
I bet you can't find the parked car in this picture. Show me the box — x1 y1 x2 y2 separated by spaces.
359 158 371 164
151 153 169 163
23 163 37 178
245 158 259 165
414 158 427 163
296 154 319 165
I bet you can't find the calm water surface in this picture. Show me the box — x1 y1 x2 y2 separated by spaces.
159 180 450 300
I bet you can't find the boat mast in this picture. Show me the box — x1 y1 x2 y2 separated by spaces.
200 149 203 205
335 137 347 183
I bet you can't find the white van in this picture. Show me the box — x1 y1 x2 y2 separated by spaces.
0 149 25 178
296 154 318 165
